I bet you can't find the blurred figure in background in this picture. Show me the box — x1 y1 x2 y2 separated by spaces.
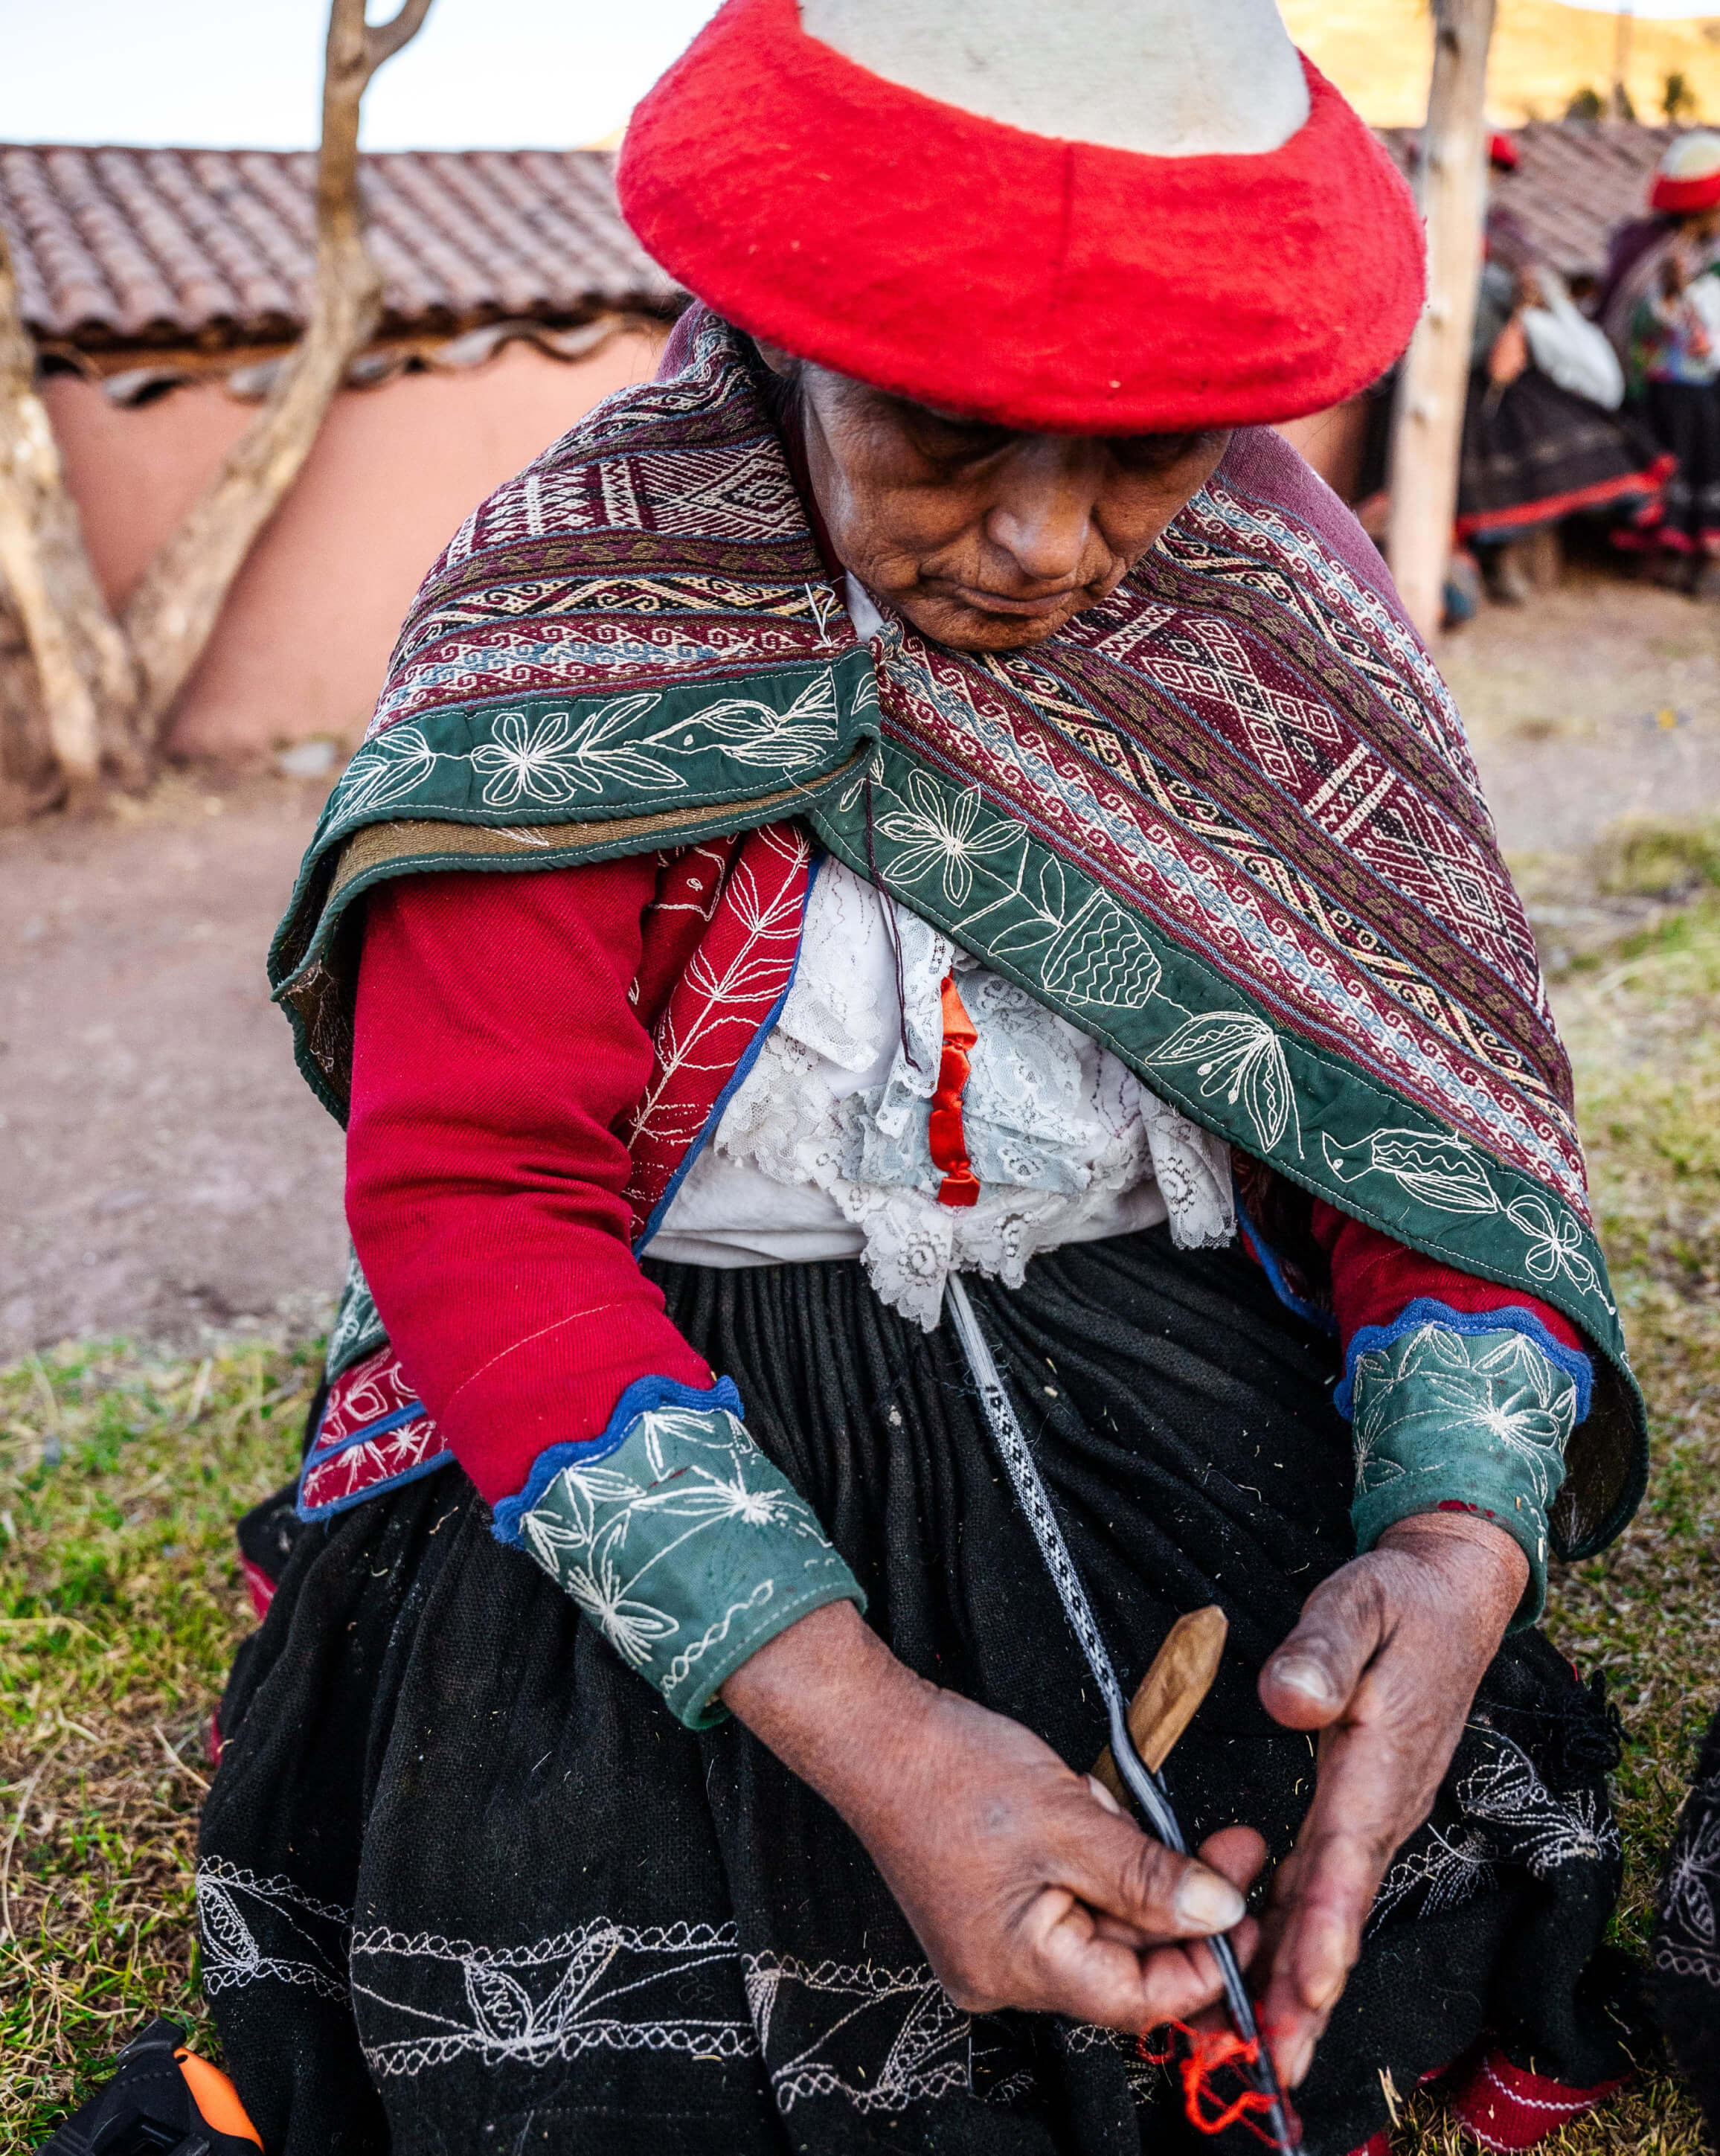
1599 131 1720 591
1457 135 1670 604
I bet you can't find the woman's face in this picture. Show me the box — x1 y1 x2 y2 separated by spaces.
774 353 1230 653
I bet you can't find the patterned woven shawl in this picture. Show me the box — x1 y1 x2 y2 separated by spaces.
272 309 1643 1557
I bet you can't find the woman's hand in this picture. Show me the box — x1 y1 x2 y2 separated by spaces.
1253 1510 1528 2087
723 1600 1265 2033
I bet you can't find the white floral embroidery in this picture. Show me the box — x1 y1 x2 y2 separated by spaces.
196 1858 351 2001
1656 1773 1720 1988
344 1915 976 2110
522 1407 840 1693
876 770 1018 908
1506 1192 1609 1306
325 667 844 835
1369 1727 1619 1934
1350 1325 1577 1510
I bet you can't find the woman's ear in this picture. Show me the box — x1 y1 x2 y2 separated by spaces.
754 339 800 379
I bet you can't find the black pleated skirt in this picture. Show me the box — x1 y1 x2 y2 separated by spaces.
198 1229 1632 2156
1456 368 1668 540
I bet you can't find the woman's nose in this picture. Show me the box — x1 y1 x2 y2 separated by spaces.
984 440 1101 585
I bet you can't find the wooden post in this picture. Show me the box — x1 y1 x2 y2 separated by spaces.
1386 0 1498 644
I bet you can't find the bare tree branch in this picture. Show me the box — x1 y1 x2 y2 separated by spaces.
0 0 434 798
366 0 436 74
120 0 434 743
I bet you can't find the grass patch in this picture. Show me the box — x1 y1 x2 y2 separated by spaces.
0 1343 311 2152
2 904 1719 2153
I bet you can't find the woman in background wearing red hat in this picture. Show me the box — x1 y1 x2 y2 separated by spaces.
199 7 1648 2154
1456 135 1671 603
1599 130 1720 586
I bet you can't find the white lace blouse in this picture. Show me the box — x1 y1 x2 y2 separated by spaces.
651 856 1236 1328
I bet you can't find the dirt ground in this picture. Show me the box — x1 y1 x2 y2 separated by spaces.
4 559 1720 1361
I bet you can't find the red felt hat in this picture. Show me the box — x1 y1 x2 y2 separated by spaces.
1652 129 1720 213
617 0 1426 434
1489 132 1520 170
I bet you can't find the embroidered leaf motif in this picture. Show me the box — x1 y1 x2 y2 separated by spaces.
1041 897 1162 1010
700 673 840 769
330 725 437 821
1148 1012 1297 1155
463 1961 536 2042
198 1882 262 1977
1321 1127 1503 1216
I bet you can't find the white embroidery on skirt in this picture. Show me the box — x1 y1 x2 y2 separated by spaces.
196 1857 351 2002
345 1917 976 2110
1368 1727 1620 1934
1655 1774 1720 1989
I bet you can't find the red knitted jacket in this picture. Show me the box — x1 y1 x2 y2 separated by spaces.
346 860 1582 1508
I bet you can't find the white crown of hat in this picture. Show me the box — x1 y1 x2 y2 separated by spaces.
800 0 1310 157
1660 128 1720 182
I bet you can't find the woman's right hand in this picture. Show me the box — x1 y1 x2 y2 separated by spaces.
722 1600 1265 2033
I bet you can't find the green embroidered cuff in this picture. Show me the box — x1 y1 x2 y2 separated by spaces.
519 1403 865 1729
1349 1324 1579 1628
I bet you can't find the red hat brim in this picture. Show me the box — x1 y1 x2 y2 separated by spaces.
1652 169 1720 214
618 0 1425 433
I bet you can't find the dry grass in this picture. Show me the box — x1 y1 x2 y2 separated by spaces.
0 1343 312 2151
2 902 1719 2153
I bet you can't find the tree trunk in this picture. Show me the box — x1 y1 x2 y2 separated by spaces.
0 0 434 802
1386 0 1498 644
122 0 434 744
0 231 141 800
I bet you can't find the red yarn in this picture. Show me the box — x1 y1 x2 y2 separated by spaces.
1140 2021 1294 2145
618 0 1426 434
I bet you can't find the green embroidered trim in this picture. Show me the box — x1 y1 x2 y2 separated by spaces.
267 692 1644 1564
325 1245 387 1382
1349 1326 1579 1627
519 1404 864 1730
804 744 1643 1565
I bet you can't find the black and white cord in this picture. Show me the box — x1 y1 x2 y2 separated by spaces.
944 1275 1299 2156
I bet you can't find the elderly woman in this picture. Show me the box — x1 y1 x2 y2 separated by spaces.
200 6 1647 2154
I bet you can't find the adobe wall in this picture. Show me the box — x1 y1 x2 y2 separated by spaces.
42 329 669 760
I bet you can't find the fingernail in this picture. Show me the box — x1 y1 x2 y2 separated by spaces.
1285 2032 1316 2088
1268 1654 1338 1708
1175 1870 1248 1932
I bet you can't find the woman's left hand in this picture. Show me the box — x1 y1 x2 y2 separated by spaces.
1250 1510 1529 2088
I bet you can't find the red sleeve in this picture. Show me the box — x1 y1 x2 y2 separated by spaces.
345 860 715 1508
1309 1198 1584 1356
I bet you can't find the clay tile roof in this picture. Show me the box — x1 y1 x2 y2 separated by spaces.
0 144 681 350
1379 119 1678 280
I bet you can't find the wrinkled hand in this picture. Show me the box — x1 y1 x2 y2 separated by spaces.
1254 1511 1528 2087
724 1600 1266 2033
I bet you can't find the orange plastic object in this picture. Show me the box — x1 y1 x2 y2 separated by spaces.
928 972 980 1207
175 2049 263 2148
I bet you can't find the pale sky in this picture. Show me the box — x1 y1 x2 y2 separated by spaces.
0 0 725 151
2 0 1718 152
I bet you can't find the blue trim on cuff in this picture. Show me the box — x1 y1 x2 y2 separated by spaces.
489 1372 747 1546
632 850 822 1257
1334 1298 1594 1421
1233 1186 1340 1336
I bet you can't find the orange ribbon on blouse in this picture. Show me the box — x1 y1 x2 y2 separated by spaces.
928 972 981 1207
